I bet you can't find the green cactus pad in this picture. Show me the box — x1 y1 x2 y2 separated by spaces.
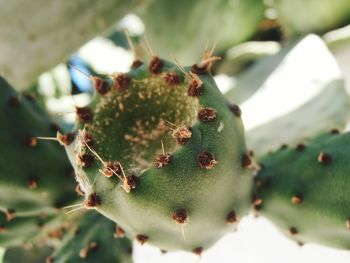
140 0 265 64
49 212 132 263
272 0 350 36
64 58 253 252
0 77 76 216
255 132 350 249
0 211 75 249
3 246 53 263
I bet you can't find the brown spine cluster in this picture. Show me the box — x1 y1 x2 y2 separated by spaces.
149 56 163 74
84 193 101 209
155 153 172 168
197 151 218 169
172 209 188 224
113 73 131 92
197 107 217 122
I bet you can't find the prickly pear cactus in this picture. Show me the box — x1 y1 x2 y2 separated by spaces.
0 211 79 250
64 57 254 252
255 131 350 249
271 0 350 36
0 77 76 217
140 0 265 64
3 246 53 263
49 212 132 263
0 212 55 249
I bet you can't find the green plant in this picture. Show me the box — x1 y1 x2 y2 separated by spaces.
63 57 254 252
254 131 350 249
1 1 350 262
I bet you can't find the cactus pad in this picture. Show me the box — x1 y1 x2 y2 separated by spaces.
0 77 76 217
64 58 253 252
49 212 132 263
255 132 350 249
